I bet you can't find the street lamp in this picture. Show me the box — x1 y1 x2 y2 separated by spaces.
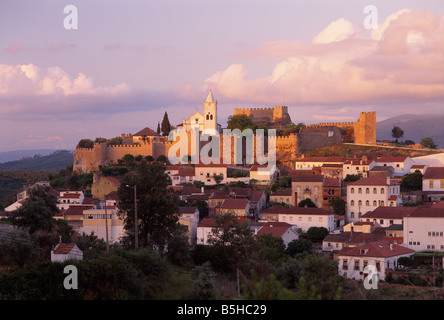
126 184 138 249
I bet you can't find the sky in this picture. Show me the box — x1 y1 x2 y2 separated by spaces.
1 0 444 151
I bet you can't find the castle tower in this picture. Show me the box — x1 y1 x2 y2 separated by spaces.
203 90 217 133
354 111 376 144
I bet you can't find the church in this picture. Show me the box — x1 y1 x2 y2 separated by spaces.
176 90 222 134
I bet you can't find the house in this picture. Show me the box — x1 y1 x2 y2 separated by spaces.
59 205 94 232
322 222 387 251
359 206 417 228
373 156 414 177
294 157 344 170
81 206 125 243
171 167 196 186
337 241 415 281
220 198 251 218
132 127 161 143
194 163 228 186
51 241 83 262
321 164 343 179
403 207 444 252
207 191 231 217
322 178 342 210
197 217 251 245
248 190 267 219
346 176 401 223
57 191 85 211
91 173 120 201
269 189 293 206
175 206 199 245
410 165 427 174
291 175 324 208
249 164 279 184
259 205 335 232
343 159 375 179
422 166 444 193
5 199 25 212
368 166 394 179
254 222 299 247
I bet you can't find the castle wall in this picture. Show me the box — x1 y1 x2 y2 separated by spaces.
297 126 342 154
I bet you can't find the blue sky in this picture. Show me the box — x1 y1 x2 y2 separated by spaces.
1 0 444 151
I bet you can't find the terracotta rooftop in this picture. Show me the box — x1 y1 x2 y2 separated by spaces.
343 159 372 165
361 207 417 220
347 176 388 186
221 198 250 210
423 167 444 180
261 205 333 216
295 157 345 163
53 243 77 255
323 178 341 187
104 176 121 186
178 206 198 214
291 175 324 183
375 156 408 163
62 205 94 215
134 127 160 137
249 190 265 202
256 222 294 238
337 241 414 258
323 227 387 244
406 207 444 218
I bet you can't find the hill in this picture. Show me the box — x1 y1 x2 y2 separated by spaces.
0 149 60 164
377 114 444 148
0 150 74 172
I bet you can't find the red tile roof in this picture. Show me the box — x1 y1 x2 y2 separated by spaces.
295 157 345 163
423 167 444 180
291 175 324 183
62 205 93 215
360 207 417 220
337 241 414 258
347 176 388 186
249 190 265 202
256 222 294 238
134 127 160 137
323 178 341 187
53 243 77 255
270 189 292 196
261 205 333 216
221 198 249 210
375 156 408 163
343 159 372 165
178 206 198 214
407 208 444 218
104 176 121 186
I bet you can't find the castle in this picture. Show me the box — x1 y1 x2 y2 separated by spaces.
234 106 292 127
73 91 376 173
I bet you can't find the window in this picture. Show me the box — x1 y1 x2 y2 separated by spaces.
376 262 381 272
366 188 370 194
380 219 383 225
358 200 362 207
210 115 213 120
354 260 360 270
351 188 355 194
351 200 355 206
373 188 377 194
381 188 385 194
343 260 348 270
351 212 355 219
389 220 393 225
381 201 385 206
206 115 209 120
366 200 370 206
429 181 434 189
373 200 377 206
319 217 323 222
358 188 362 194
308 217 312 221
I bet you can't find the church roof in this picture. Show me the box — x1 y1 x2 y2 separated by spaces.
134 127 160 137
206 90 215 103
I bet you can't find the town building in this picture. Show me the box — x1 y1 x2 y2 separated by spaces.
373 156 414 177
51 241 83 262
403 208 444 252
346 176 401 223
291 175 324 208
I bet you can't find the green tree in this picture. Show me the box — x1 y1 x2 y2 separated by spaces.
242 270 297 300
118 161 179 250
330 198 346 215
254 233 286 264
0 229 40 267
208 211 255 272
188 262 217 300
157 122 161 134
106 136 123 145
392 126 404 143
344 174 360 182
300 227 329 242
77 138 94 148
420 137 437 149
226 114 257 131
401 170 423 192
11 186 59 234
213 174 224 187
166 224 193 267
122 154 135 165
286 238 313 256
161 111 172 136
298 198 316 208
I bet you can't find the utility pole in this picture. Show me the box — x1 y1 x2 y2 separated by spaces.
134 184 138 249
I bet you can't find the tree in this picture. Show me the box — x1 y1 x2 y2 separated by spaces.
300 227 329 242
420 137 437 149
400 170 423 192
298 198 316 208
122 154 135 165
344 174 360 182
213 174 224 187
95 137 107 144
77 138 94 148
254 233 286 264
161 111 171 136
0 230 40 267
330 198 346 215
286 238 313 256
12 186 59 234
117 161 179 250
208 211 255 272
166 224 193 267
226 114 257 131
391 126 404 143
157 122 161 134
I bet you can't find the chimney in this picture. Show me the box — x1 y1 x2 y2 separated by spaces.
349 226 354 241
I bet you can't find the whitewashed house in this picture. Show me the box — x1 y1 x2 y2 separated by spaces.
337 241 415 281
51 242 83 262
403 208 444 252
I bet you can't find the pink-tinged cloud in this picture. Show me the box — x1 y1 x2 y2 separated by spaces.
5 43 30 54
198 9 444 107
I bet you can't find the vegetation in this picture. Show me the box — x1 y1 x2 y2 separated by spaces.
392 126 404 143
401 170 423 192
0 150 73 172
420 137 438 149
161 111 172 136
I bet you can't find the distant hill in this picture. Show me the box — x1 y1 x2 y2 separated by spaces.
0 149 61 164
377 114 444 148
0 150 74 172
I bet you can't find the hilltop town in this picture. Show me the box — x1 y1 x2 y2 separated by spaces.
2 91 444 300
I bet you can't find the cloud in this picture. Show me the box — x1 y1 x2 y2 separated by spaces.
197 9 444 111
5 43 32 54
